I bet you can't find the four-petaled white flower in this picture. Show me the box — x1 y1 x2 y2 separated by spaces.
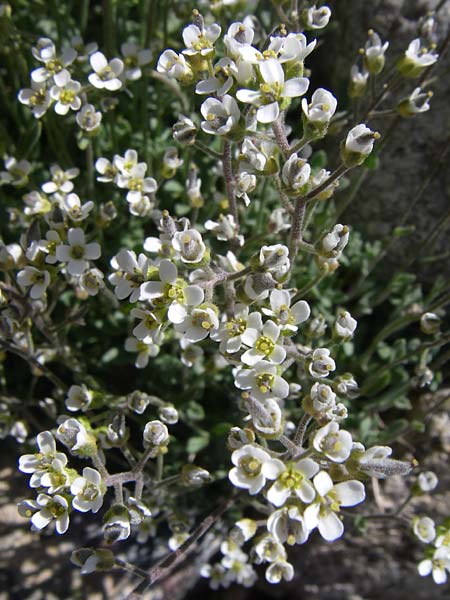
235 361 289 401
335 310 357 338
313 422 352 462
56 228 101 275
22 493 70 534
418 546 450 585
304 471 365 541
413 516 436 544
237 58 309 123
50 73 82 115
308 347 336 378
200 95 241 136
125 336 160 367
268 505 310 546
89 51 124 91
71 467 105 513
172 229 207 264
17 266 50 299
182 23 221 57
241 320 286 366
120 42 152 81
228 444 282 495
266 458 319 507
302 88 337 123
66 384 93 412
262 289 310 334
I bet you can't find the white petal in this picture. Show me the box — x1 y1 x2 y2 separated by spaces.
168 303 187 324
85 242 101 260
257 102 280 123
259 58 284 84
184 285 204 306
281 77 309 98
334 480 366 507
314 471 333 497
318 511 344 541
267 481 290 507
68 228 85 245
291 300 311 324
159 259 177 284
261 458 285 480
90 51 107 72
236 89 262 105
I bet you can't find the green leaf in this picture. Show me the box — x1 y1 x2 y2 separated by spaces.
186 433 209 454
185 401 205 421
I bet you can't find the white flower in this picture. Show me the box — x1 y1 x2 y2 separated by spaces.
308 347 336 378
417 471 438 492
130 308 163 341
211 306 260 354
281 155 311 193
205 214 242 245
200 95 240 136
17 266 50 299
404 38 438 69
71 467 105 513
157 49 192 81
321 224 350 258
302 88 337 123
310 382 336 414
139 259 204 323
228 444 282 495
253 534 287 564
182 22 221 57
266 458 319 507
364 30 389 74
125 336 160 368
399 87 433 117
235 361 289 401
345 123 380 157
172 229 206 264
61 193 94 222
42 165 79 194
19 431 66 483
236 171 256 206
420 312 441 335
56 228 101 276
0 156 31 187
20 493 70 534
116 162 157 204
56 418 95 455
236 58 309 123
88 52 123 91
349 64 369 97
335 310 357 338
259 244 290 277
418 546 450 584
265 560 294 584
224 21 255 59
50 74 82 115
65 384 93 412
303 5 331 29
241 320 286 366
304 471 365 541
175 306 219 342
23 190 51 216
109 249 151 302
31 38 77 86
79 268 105 296
196 57 246 96
313 422 352 462
120 42 151 81
76 103 102 131
413 516 436 544
95 157 118 182
143 420 169 446
267 505 310 545
263 289 310 335
18 82 52 119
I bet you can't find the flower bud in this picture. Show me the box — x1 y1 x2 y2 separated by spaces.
319 224 350 258
71 548 115 574
397 88 432 117
341 124 379 167
281 155 311 195
420 312 441 335
348 64 369 98
56 418 96 457
173 115 197 145
143 420 169 447
227 426 255 450
363 30 389 75
181 464 211 486
415 471 438 494
159 404 179 424
103 504 131 543
334 310 357 339
126 391 151 414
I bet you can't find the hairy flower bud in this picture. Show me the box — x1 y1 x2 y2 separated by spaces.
173 114 197 145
